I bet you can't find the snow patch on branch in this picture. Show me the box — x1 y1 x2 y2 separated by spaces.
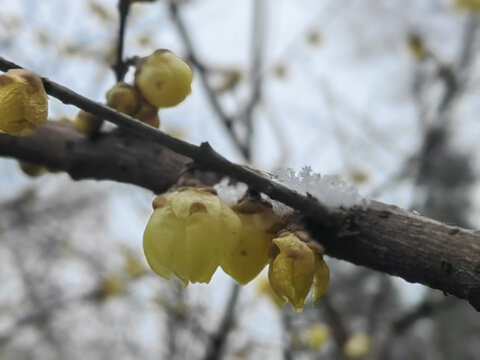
267 167 369 214
214 178 248 206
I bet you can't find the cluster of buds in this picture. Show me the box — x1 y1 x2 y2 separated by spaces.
143 185 330 311
74 49 192 135
0 69 48 136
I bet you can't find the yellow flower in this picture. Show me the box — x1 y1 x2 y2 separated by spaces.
132 100 160 128
143 187 241 285
268 232 329 312
343 333 371 359
0 69 48 136
135 49 193 108
106 81 139 116
220 199 283 285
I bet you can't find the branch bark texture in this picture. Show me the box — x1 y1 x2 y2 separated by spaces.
0 58 479 311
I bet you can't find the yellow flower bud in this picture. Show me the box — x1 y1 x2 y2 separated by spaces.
133 100 160 128
123 252 148 278
18 161 45 177
220 199 283 285
407 34 427 60
143 188 241 285
455 0 480 11
96 275 125 301
73 110 103 135
268 232 329 312
0 69 48 136
106 81 139 115
135 49 192 108
343 333 371 359
306 324 329 349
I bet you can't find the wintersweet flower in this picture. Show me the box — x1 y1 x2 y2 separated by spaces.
73 110 103 135
0 69 48 136
220 199 283 285
135 49 192 108
143 187 241 285
268 231 329 312
106 81 139 116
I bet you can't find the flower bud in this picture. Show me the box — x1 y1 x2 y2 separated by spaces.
220 199 283 285
0 69 48 136
343 333 371 359
133 100 160 128
135 49 192 108
268 231 329 312
73 110 103 135
106 81 139 115
18 161 45 177
143 187 241 285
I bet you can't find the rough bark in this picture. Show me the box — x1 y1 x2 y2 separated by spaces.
1 121 479 311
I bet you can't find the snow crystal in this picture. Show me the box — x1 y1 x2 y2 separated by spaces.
214 178 248 206
269 167 369 211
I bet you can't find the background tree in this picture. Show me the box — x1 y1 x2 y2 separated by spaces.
0 0 479 359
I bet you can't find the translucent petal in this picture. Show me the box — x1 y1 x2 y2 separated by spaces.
181 212 220 283
143 206 185 281
171 189 221 218
220 208 280 285
313 254 330 303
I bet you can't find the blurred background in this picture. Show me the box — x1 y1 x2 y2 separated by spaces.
1 0 480 359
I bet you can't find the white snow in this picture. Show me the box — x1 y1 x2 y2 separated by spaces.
269 167 369 212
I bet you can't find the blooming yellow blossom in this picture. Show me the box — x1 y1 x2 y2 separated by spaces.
220 199 283 285
135 49 192 108
143 188 241 285
268 231 329 312
0 69 48 136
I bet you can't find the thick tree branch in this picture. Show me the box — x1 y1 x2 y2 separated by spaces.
0 57 479 311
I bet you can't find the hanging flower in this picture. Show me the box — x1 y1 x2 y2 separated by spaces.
268 231 329 312
220 199 283 285
143 187 241 285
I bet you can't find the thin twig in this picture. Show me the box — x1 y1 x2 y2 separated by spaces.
0 56 342 229
112 0 132 82
242 0 266 160
168 1 248 158
321 294 348 358
373 296 457 360
280 309 294 360
203 283 241 360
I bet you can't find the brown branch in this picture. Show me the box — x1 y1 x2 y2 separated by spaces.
0 121 185 194
112 0 131 82
0 57 479 311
